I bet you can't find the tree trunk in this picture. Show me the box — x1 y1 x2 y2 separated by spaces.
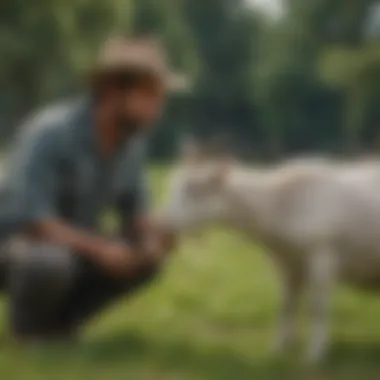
343 89 367 156
267 126 284 160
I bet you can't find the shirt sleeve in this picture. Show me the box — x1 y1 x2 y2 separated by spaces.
8 125 61 224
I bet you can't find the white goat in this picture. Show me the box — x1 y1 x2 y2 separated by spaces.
158 147 380 363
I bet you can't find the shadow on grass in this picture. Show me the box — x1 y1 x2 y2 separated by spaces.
26 333 380 380
35 331 298 380
329 341 380 367
88 332 300 379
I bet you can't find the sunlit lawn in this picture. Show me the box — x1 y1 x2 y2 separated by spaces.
1 167 380 379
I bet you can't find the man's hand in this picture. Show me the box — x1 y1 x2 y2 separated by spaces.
136 216 177 254
93 241 139 277
155 226 177 253
93 238 171 278
30 219 167 278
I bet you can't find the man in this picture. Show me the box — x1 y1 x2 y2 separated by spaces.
0 36 185 342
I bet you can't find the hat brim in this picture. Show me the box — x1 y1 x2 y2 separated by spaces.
89 64 190 93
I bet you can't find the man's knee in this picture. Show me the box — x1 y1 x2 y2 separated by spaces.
8 240 78 338
9 240 76 293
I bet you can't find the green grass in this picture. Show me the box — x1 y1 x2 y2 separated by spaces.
2 167 380 379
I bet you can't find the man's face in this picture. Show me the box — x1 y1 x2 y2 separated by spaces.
124 80 166 130
106 75 166 132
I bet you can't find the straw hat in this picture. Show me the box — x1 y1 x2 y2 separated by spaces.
91 36 189 92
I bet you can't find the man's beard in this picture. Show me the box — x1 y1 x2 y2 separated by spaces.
115 112 142 135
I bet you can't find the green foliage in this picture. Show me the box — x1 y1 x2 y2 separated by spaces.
0 0 380 157
319 42 380 153
0 0 133 132
181 0 259 133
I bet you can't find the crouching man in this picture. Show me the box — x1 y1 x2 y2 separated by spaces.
1 36 185 343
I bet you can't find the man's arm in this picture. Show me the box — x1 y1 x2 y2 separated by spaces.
10 126 100 254
9 124 140 276
29 219 111 260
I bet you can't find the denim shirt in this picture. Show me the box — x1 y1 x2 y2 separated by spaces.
0 96 150 237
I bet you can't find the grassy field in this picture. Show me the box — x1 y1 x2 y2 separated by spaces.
2 168 380 379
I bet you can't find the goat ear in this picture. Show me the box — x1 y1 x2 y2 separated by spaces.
212 157 233 186
179 136 206 163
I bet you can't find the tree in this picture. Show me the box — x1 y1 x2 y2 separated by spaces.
253 5 322 157
253 0 376 157
320 44 380 154
181 0 261 149
0 0 132 136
